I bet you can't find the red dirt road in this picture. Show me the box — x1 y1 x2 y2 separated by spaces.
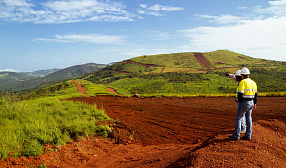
1 96 285 167
70 96 286 145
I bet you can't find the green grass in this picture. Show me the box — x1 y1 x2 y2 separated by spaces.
73 79 118 96
132 52 202 69
258 92 286 97
0 73 9 78
81 50 285 97
108 71 286 97
0 81 112 159
109 73 238 97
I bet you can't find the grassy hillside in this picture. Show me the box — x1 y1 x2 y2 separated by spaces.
0 81 112 159
0 63 106 93
82 50 286 97
0 72 35 93
20 68 61 78
132 52 201 70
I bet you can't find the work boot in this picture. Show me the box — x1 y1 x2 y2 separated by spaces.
228 135 239 141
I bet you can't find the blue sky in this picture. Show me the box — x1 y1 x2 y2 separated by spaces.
0 0 285 72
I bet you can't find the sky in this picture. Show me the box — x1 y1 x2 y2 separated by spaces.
0 0 286 72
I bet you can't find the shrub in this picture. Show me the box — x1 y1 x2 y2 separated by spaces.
0 96 112 159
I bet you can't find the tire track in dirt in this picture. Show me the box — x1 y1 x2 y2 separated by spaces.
194 53 216 70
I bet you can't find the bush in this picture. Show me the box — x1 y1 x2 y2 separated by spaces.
22 139 44 157
0 96 112 159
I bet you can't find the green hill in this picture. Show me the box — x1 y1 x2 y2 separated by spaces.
0 72 35 92
20 68 61 78
0 63 106 93
81 50 286 97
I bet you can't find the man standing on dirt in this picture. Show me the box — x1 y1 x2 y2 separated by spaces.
226 70 246 134
229 67 258 140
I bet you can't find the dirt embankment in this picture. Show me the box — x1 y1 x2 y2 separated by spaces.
1 96 285 168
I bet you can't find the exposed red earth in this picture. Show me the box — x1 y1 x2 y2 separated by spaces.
194 53 231 71
107 87 118 94
194 53 216 70
1 94 285 167
71 80 90 97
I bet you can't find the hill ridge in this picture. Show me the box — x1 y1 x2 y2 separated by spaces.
0 63 106 93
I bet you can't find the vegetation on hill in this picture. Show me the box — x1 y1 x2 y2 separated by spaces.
0 50 285 160
0 72 33 93
20 68 61 78
81 50 286 97
0 63 106 93
0 81 112 159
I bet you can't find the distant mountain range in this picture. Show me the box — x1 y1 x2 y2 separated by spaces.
20 68 61 78
0 63 106 92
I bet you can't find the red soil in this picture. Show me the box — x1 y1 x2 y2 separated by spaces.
215 62 224 65
107 87 117 94
71 80 90 97
1 96 285 168
194 53 216 70
194 53 232 71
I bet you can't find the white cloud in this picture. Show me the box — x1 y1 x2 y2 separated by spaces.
256 0 286 16
138 4 183 16
122 48 173 57
194 14 247 24
0 0 134 23
0 68 20 72
147 31 171 40
0 0 184 23
1 0 32 7
148 4 183 11
179 0 286 61
178 17 286 61
194 0 286 25
34 34 127 45
238 7 248 10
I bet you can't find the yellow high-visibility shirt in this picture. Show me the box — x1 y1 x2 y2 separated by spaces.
235 81 240 98
238 78 257 99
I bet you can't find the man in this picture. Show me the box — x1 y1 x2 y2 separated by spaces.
226 70 246 133
229 67 258 140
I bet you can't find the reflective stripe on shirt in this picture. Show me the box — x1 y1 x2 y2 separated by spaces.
242 95 255 98
238 78 257 97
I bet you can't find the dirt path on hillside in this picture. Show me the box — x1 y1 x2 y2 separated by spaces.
194 53 216 70
71 80 90 97
194 53 232 71
1 96 285 168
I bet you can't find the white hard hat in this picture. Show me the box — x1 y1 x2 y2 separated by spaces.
235 70 241 76
241 67 250 75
